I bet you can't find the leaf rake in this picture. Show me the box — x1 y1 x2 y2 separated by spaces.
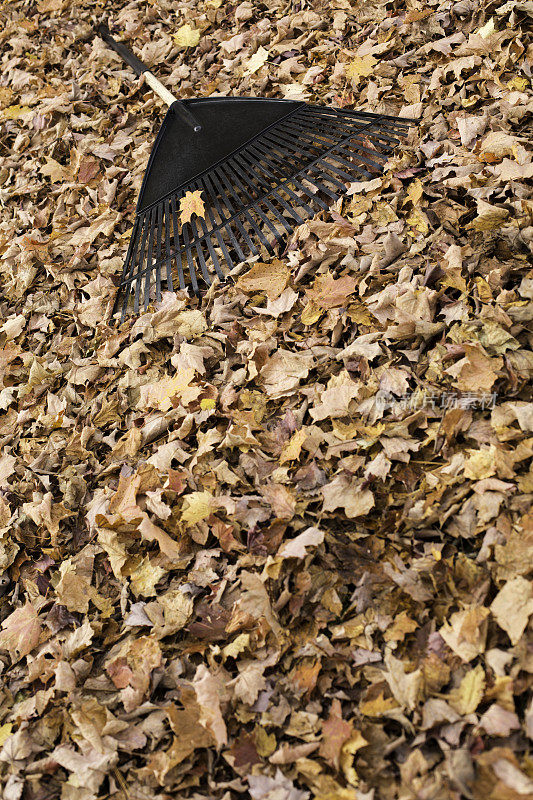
96 25 418 322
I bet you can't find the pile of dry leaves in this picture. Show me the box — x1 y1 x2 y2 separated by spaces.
0 0 532 798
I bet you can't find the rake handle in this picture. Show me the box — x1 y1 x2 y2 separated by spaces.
96 24 201 132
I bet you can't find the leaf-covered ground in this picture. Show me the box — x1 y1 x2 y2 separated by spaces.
0 1 532 798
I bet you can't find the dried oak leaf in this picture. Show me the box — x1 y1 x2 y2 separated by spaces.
192 664 228 747
490 576 533 645
440 606 489 662
448 664 486 715
277 527 324 559
236 260 290 300
248 768 310 800
244 46 270 75
304 272 357 310
345 55 376 84
319 698 353 770
322 474 375 518
0 602 42 661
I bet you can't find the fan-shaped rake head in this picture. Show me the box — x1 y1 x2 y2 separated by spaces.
113 103 415 322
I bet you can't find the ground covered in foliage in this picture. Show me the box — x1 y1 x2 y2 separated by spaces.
0 0 532 798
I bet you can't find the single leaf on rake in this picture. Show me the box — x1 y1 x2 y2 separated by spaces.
179 190 206 225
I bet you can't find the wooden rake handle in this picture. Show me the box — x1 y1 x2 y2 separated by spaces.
96 25 202 132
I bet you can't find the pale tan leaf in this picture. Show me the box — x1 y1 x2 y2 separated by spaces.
179 190 205 224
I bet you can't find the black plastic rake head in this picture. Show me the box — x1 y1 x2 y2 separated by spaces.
96 26 418 322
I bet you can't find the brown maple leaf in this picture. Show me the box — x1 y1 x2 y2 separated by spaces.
0 602 42 661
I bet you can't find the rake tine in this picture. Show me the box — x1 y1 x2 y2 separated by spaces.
164 198 173 292
251 140 317 215
254 133 316 176
307 163 347 191
268 190 306 225
154 200 163 302
298 174 338 202
228 158 285 244
324 151 374 179
188 215 213 286
278 121 339 156
280 118 387 170
219 161 277 252
300 106 375 128
116 216 141 321
314 156 354 183
255 132 331 206
201 174 248 262
272 164 331 208
192 179 234 277
296 109 369 136
333 107 418 125
246 146 307 223
181 221 200 293
134 215 150 314
253 138 302 175
216 162 273 252
234 152 295 234
257 133 334 205
266 124 369 179
210 168 259 256
144 206 156 310
337 139 390 167
335 143 386 173
170 194 186 290
236 149 284 188
189 216 217 283
347 124 404 150
296 110 401 152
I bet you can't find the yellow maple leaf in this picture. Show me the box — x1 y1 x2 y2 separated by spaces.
507 75 528 92
139 368 196 412
407 208 429 234
360 692 398 716
476 17 496 38
2 104 31 120
254 726 277 757
181 491 214 525
0 724 12 747
173 24 201 48
345 55 376 84
179 190 205 224
469 201 509 231
449 664 485 715
0 87 14 109
340 731 369 787
244 46 269 75
405 178 424 207
279 428 307 464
